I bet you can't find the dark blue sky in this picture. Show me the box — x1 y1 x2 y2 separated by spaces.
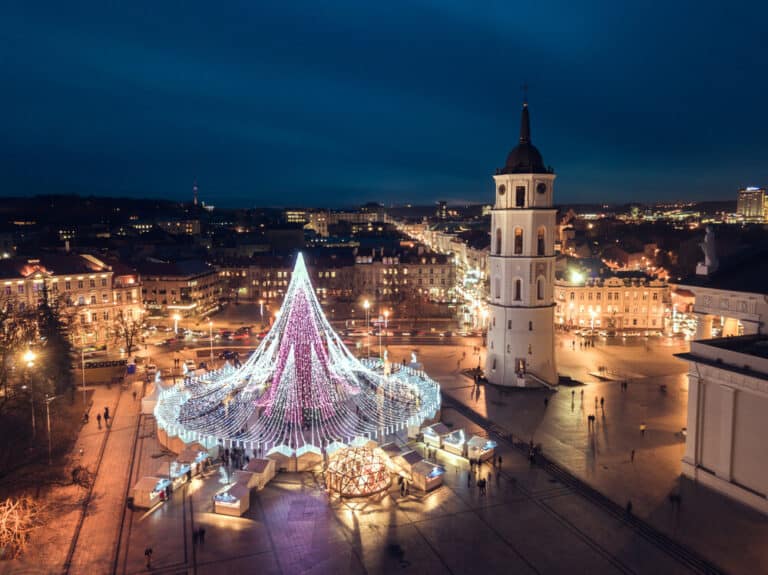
2 1 767 207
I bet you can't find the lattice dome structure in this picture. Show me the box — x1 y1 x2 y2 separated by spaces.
325 447 391 497
155 253 441 455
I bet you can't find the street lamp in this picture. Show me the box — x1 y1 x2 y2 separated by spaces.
258 299 264 326
379 310 390 359
589 309 597 336
80 333 87 409
363 300 370 358
22 350 36 438
208 319 214 364
173 313 181 335
45 394 60 465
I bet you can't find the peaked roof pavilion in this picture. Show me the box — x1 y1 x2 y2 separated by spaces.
155 253 441 455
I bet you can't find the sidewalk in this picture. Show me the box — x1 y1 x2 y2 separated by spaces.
65 377 143 574
0 384 122 574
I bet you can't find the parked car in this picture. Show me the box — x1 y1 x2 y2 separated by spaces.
146 364 158 376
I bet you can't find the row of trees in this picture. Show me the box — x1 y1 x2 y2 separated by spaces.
0 286 75 416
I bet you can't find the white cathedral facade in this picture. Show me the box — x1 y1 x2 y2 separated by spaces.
485 102 558 387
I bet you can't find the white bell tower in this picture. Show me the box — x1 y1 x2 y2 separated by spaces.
485 101 557 387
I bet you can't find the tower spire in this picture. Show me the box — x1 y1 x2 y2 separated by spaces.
519 95 531 144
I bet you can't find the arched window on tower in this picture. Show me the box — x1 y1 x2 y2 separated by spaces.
514 228 523 254
495 228 502 255
537 278 544 300
514 279 522 301
537 227 546 256
494 277 501 299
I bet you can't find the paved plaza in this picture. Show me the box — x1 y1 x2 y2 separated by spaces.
4 332 766 575
392 333 768 574
110 407 706 575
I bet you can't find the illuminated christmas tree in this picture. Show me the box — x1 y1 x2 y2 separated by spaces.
155 253 440 454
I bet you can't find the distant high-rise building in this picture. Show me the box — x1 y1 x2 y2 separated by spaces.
736 187 765 222
436 201 448 220
193 180 199 206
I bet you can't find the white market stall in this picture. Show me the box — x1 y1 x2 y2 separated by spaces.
213 483 251 517
392 450 423 475
155 460 192 490
132 476 172 509
421 423 451 449
244 458 276 489
410 461 444 492
467 436 497 463
442 429 467 456
176 444 210 476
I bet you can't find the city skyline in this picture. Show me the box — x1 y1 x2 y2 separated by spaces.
3 1 768 207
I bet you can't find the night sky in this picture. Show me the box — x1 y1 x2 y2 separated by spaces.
2 1 767 207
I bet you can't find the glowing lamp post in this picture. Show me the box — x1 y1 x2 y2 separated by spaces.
379 310 390 359
259 299 264 325
173 313 181 335
22 350 37 438
45 394 60 465
363 299 371 358
208 319 214 364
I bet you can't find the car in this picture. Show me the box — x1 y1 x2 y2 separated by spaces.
401 331 412 336
184 359 197 370
231 332 250 340
146 364 158 375
221 330 233 340
219 350 235 360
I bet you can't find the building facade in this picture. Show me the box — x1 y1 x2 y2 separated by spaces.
138 260 221 318
555 276 669 332
678 336 768 514
0 254 142 349
736 187 766 222
486 102 557 387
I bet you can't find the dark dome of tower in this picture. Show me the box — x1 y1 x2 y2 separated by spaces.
499 103 552 175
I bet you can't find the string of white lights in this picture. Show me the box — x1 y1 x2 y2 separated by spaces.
155 253 441 455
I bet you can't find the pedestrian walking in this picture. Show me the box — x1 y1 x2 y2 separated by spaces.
104 412 110 427
104 406 110 419
580 389 584 401
600 397 605 409
96 413 102 429
497 455 502 468
132 390 137 401
571 390 575 400
144 547 153 568
544 396 549 407
199 527 206 543
630 449 635 463
467 472 472 488
640 422 646 436
594 397 598 409
193 529 199 546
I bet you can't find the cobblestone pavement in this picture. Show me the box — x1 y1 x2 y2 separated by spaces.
112 408 708 575
391 334 768 575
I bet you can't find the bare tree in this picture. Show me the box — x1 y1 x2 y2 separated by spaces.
113 310 142 357
0 496 42 559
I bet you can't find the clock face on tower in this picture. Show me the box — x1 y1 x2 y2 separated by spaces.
536 183 547 195
498 185 506 196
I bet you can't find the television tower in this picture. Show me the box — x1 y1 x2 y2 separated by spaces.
193 180 199 206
